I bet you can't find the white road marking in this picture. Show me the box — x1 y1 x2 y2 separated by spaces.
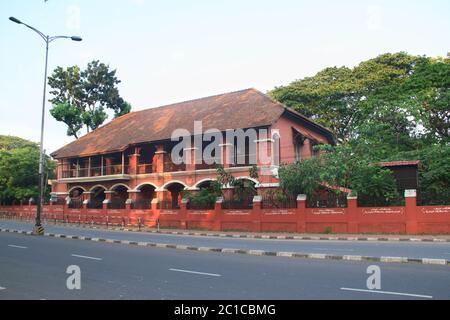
169 268 221 277
0 286 5 290
340 287 433 299
8 245 27 249
71 254 102 261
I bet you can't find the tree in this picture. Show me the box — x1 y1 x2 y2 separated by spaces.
0 136 55 205
402 55 450 143
48 60 131 138
278 158 321 197
269 52 424 144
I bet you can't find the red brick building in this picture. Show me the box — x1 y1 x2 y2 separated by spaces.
50 88 334 209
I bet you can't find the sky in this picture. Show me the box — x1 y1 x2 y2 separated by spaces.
0 0 449 154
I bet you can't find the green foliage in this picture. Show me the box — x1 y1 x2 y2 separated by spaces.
279 144 399 200
48 60 131 138
270 52 449 198
269 52 450 151
0 136 54 205
278 158 321 197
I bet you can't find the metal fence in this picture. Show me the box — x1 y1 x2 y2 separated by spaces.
157 200 180 210
68 199 83 209
417 189 450 206
107 198 126 209
132 199 151 210
187 201 215 210
261 195 297 209
307 192 348 208
221 197 254 210
357 194 405 207
87 199 103 209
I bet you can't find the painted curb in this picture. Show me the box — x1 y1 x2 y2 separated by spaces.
1 228 449 267
5 219 450 243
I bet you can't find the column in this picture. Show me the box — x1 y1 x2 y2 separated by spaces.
296 194 307 233
405 189 418 234
128 150 140 175
347 195 359 233
252 195 262 233
153 144 166 173
212 197 223 231
105 158 113 175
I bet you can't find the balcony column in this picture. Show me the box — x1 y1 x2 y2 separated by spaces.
184 147 198 172
128 150 140 175
153 144 166 173
105 158 112 175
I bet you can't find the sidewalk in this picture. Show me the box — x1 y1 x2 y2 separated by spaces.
4 217 450 242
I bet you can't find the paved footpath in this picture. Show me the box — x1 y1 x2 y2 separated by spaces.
1 220 450 265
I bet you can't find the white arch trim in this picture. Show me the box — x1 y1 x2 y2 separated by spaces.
194 178 216 189
158 180 188 191
68 186 87 194
110 183 131 191
134 182 158 191
235 176 260 186
89 184 107 192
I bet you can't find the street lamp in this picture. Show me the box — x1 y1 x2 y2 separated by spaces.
9 16 82 235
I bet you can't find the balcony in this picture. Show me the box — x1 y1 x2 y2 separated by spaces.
60 165 131 183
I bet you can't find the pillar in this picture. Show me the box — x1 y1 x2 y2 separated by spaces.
347 195 359 234
252 195 262 233
296 194 307 233
212 197 223 231
105 158 113 175
179 198 188 229
184 147 198 172
103 191 113 210
128 148 140 175
405 189 418 234
153 144 166 173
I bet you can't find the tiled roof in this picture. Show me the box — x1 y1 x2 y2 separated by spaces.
51 88 333 159
380 160 421 167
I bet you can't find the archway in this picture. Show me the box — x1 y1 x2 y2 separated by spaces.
110 185 128 209
135 184 156 209
89 186 106 209
69 187 84 209
163 182 186 209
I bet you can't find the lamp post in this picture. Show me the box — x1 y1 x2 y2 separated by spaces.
9 17 82 235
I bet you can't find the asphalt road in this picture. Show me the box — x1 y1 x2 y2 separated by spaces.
2 221 450 260
0 231 449 300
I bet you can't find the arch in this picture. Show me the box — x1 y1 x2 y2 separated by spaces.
134 182 158 191
110 183 131 191
161 180 188 190
235 176 260 186
194 178 216 189
68 186 87 194
89 184 107 192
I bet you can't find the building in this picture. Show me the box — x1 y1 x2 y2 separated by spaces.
50 88 334 209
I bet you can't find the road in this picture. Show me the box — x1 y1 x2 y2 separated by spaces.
1 221 450 260
0 231 449 300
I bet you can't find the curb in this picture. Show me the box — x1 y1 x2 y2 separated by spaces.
1 227 449 267
4 219 450 243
